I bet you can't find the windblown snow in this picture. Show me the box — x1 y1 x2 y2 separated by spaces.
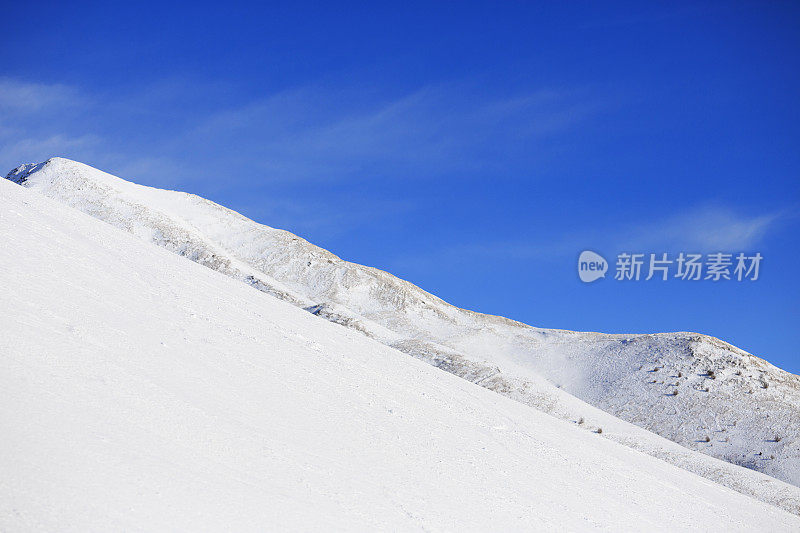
2 159 799 529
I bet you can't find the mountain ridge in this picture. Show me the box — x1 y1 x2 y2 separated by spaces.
4 173 800 530
6 157 800 500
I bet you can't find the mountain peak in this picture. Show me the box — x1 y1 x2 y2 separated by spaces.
6 161 46 184
5 157 142 197
6 157 83 183
6 158 800 506
3 168 797 530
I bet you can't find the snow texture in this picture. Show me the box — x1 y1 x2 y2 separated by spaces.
3 159 800 526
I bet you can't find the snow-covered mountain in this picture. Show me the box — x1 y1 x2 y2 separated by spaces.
5 158 800 509
3 161 800 531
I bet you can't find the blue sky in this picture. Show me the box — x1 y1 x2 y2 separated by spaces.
2 1 799 372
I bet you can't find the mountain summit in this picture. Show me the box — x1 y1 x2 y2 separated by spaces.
5 165 800 529
6 157 800 507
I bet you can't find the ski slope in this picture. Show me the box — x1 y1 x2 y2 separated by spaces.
2 163 799 531
6 157 799 495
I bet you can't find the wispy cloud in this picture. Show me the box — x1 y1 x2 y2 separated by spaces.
180 83 605 183
0 78 81 113
0 134 101 171
618 206 782 251
0 76 607 235
393 205 786 273
0 79 98 173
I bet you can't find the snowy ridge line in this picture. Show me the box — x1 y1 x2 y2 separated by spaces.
5 157 800 512
3 175 799 530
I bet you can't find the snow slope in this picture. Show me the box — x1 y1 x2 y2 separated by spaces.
6 159 800 504
2 163 799 531
6 157 800 497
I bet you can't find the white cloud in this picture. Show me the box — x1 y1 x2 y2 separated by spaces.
620 206 781 251
0 78 81 113
183 83 604 183
0 76 610 235
0 134 100 172
395 205 784 273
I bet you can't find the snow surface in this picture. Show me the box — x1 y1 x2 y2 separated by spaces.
2 165 799 531
5 158 800 514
